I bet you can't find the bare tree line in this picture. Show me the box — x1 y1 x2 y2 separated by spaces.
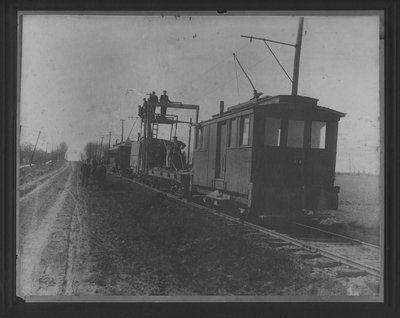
20 141 68 165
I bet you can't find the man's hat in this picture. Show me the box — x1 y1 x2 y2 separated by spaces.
173 136 177 139
163 90 167 93
152 91 156 94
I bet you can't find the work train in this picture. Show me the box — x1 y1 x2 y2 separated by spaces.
107 18 345 216
108 94 345 216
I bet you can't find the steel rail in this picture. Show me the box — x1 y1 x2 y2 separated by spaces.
291 222 380 250
114 173 381 278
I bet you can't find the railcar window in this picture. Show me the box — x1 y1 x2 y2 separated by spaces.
287 120 304 148
229 118 237 147
264 117 281 146
311 121 326 149
197 127 202 149
240 116 250 146
202 125 209 149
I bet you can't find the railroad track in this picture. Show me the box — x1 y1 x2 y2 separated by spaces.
114 173 381 279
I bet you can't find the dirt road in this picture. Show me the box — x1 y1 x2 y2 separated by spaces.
18 161 81 296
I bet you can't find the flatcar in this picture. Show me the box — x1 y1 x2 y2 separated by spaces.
128 103 198 196
192 96 345 214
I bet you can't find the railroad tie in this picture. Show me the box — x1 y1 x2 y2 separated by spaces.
308 258 342 269
336 269 368 278
268 241 292 248
294 250 322 259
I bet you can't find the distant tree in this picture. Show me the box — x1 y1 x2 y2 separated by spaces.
47 141 69 161
84 142 97 159
20 142 53 165
59 141 68 155
20 142 34 164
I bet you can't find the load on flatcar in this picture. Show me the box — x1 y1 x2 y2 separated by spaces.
129 92 199 196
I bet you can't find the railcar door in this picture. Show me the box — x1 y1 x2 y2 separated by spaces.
283 119 306 209
215 121 228 179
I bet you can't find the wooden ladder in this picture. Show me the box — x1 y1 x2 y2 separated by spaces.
152 122 159 139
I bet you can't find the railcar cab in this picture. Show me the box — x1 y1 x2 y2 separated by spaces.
192 95 345 215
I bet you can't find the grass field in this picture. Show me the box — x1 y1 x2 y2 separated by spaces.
314 173 382 245
19 160 66 187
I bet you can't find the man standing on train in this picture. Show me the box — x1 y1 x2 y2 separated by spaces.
171 136 186 170
160 90 170 119
148 91 158 119
138 98 148 119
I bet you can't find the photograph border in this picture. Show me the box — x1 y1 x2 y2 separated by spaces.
2 0 398 317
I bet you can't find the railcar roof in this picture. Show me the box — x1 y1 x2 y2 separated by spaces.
201 95 345 125
109 140 133 152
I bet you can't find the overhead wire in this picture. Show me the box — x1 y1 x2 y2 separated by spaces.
127 117 139 139
263 40 293 83
192 51 272 104
173 43 250 101
188 40 276 104
180 42 249 88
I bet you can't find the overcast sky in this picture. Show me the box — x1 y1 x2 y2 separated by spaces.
19 13 380 172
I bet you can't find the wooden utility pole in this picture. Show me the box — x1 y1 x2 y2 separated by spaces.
100 137 104 158
29 131 41 166
108 131 111 148
240 17 305 96
187 118 192 165
144 99 151 173
120 119 125 143
291 17 304 96
44 143 48 163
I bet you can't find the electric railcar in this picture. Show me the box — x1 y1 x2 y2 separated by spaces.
108 140 132 173
192 95 345 214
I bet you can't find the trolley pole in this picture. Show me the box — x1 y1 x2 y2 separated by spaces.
29 130 41 167
108 131 111 148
